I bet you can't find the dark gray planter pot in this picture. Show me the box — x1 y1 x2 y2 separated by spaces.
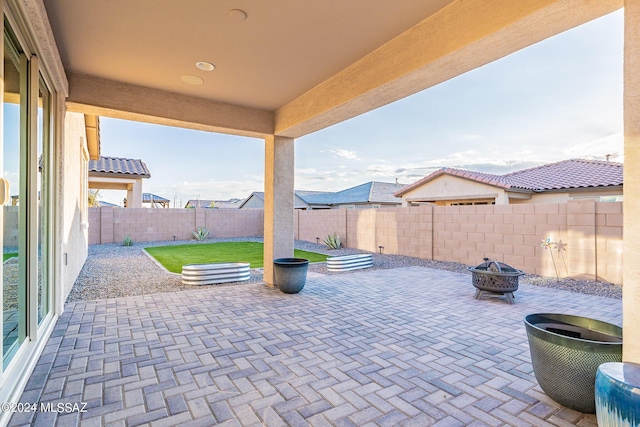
273 258 309 294
524 313 622 413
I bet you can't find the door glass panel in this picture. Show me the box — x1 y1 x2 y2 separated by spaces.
3 22 26 367
37 77 50 324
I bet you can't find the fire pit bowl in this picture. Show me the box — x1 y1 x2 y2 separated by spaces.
468 259 524 304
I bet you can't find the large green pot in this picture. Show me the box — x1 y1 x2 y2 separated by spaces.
524 313 622 413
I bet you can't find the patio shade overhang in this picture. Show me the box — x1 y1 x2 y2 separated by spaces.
45 0 622 140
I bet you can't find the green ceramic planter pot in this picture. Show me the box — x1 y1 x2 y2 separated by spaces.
524 313 622 413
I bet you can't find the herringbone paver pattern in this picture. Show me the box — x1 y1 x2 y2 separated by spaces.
9 267 620 426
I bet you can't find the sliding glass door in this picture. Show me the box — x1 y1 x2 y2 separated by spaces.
2 19 25 368
1 16 53 369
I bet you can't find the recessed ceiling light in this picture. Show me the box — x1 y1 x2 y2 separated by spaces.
229 9 247 21
196 61 215 71
181 75 204 85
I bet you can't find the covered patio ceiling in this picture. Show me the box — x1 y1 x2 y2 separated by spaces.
43 0 621 139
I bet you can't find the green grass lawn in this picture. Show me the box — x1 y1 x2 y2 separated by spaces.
3 253 17 262
145 241 327 273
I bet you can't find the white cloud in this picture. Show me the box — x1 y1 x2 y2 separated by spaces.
562 132 623 161
329 149 360 160
295 168 317 174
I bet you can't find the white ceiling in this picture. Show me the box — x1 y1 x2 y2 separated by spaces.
43 0 454 111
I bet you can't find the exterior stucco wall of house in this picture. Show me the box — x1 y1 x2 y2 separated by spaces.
239 196 264 209
294 194 309 209
60 111 89 304
400 175 507 206
509 189 623 204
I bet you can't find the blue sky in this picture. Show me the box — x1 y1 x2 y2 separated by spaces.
98 10 623 207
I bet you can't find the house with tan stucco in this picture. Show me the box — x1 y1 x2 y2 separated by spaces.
395 159 623 207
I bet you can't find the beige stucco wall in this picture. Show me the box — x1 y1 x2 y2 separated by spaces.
400 175 505 206
59 111 89 304
624 0 640 363
239 196 264 209
511 189 623 204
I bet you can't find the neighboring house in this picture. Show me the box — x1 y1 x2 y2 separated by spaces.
238 191 332 210
395 159 623 206
88 156 151 208
185 198 243 209
238 182 403 210
143 193 170 208
95 200 121 208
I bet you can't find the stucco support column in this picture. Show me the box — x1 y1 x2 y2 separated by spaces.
624 0 640 364
263 136 294 285
127 179 143 208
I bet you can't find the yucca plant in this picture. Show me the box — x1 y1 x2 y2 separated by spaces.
123 235 133 246
193 227 210 241
324 232 342 250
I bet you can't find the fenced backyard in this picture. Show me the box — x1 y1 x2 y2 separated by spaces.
87 200 623 284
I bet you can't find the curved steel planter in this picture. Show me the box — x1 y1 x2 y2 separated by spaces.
181 262 250 285
273 258 309 294
524 313 622 413
327 254 373 272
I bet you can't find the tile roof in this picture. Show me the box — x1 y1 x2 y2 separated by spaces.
395 159 623 196
89 156 151 178
504 159 623 190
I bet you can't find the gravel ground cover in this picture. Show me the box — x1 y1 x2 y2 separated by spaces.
66 237 622 303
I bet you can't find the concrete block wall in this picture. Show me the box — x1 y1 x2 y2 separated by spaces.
431 203 570 277
596 202 623 284
3 206 19 248
204 208 263 238
88 208 101 245
89 208 264 244
297 201 622 284
88 201 623 284
296 209 348 246
326 206 431 259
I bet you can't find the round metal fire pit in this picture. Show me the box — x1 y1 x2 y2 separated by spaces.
468 259 524 304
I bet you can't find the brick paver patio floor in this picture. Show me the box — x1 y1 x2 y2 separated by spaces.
10 267 622 426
